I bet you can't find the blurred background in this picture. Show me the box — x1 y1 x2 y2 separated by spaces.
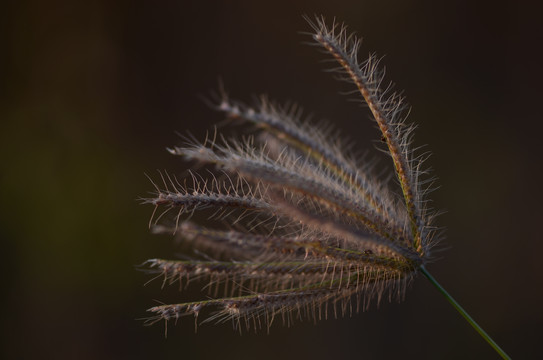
2 0 543 359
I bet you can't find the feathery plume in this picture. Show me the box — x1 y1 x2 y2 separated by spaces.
140 15 510 359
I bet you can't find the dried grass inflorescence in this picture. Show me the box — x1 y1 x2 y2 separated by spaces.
142 17 440 332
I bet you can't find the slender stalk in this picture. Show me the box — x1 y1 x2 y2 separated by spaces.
420 266 510 359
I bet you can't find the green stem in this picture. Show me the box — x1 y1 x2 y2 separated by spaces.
419 266 510 360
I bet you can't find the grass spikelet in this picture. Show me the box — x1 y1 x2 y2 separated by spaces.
306 16 426 253
141 15 510 359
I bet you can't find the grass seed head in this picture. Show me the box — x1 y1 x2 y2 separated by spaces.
142 15 440 333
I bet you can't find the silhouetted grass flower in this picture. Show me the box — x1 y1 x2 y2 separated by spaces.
141 16 509 359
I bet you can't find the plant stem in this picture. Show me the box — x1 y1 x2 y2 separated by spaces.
419 266 511 360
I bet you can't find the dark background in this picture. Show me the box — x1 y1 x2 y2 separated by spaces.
2 0 543 359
